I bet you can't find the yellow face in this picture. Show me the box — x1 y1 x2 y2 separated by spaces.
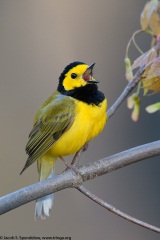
62 64 96 91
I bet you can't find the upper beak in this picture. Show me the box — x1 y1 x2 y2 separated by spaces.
83 63 99 83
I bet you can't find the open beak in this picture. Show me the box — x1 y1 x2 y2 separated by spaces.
83 63 99 83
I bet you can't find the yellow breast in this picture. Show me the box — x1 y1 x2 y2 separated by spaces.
45 98 107 157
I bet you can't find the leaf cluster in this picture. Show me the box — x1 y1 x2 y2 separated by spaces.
125 0 160 120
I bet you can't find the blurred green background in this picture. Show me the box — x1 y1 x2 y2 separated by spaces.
0 0 160 239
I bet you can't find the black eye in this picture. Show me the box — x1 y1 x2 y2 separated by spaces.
71 73 77 79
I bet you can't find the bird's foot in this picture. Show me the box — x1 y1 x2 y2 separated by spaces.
59 156 82 177
71 143 89 166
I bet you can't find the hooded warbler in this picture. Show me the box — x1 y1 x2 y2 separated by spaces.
21 61 107 219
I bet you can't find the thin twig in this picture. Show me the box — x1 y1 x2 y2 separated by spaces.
0 140 160 216
107 65 144 118
77 185 160 234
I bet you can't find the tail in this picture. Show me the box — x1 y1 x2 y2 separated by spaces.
35 156 56 220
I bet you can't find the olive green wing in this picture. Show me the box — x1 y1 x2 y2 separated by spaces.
21 94 75 174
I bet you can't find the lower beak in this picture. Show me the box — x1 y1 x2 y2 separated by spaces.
83 63 99 83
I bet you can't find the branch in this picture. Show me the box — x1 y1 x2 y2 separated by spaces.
0 140 160 215
77 185 160 234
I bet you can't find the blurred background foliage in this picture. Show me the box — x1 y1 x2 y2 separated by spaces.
0 1 160 239
125 0 160 121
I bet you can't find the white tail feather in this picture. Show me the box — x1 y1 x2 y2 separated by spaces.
35 194 54 220
35 169 55 220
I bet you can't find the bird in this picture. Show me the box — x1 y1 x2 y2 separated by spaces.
20 61 107 219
